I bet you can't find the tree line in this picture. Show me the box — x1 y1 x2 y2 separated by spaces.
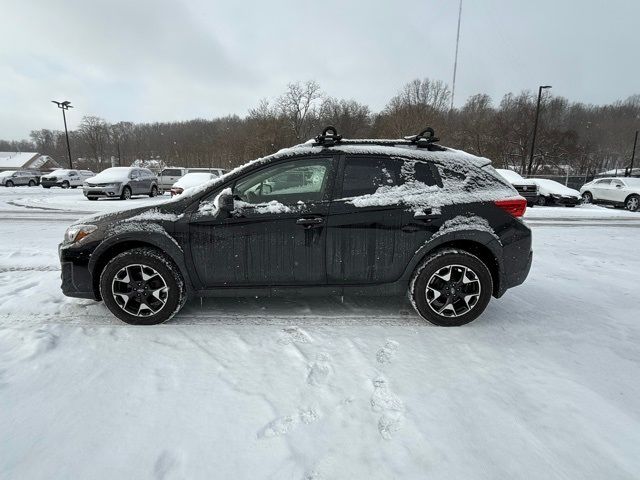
2 78 638 176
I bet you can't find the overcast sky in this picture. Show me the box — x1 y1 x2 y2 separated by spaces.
1 0 638 140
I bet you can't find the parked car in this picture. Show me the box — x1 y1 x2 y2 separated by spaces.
580 177 640 211
83 167 159 200
41 169 95 189
170 172 217 196
60 127 532 327
158 167 226 191
531 179 581 206
495 169 539 206
0 170 40 187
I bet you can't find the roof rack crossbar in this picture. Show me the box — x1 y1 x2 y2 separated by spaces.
313 126 444 151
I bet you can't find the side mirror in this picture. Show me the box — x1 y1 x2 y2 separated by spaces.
616 184 622 188
218 192 235 212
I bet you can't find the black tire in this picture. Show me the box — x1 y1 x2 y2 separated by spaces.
626 194 640 212
5 180 14 187
28 180 36 187
99 248 186 325
537 196 547 206
43 186 51 189
61 180 70 189
87 197 97 201
149 185 158 197
71 186 78 189
409 249 493 326
120 186 132 200
582 191 593 204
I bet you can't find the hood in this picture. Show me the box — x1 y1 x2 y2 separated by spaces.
73 200 184 228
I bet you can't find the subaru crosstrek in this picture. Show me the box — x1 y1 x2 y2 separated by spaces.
60 127 532 326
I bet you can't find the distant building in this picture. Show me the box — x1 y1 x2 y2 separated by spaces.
0 152 61 172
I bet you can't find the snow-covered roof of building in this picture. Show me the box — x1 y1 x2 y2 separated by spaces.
0 152 61 170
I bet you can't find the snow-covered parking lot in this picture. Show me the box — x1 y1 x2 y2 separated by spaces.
1 187 640 479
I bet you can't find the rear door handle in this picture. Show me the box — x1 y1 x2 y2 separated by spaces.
296 217 324 227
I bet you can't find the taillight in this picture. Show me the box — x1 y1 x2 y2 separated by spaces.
494 197 527 217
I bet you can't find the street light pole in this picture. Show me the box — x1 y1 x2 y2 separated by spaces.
627 130 638 177
52 100 73 169
527 85 552 176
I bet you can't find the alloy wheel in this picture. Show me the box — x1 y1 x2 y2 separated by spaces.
425 264 481 317
627 196 639 211
111 264 169 317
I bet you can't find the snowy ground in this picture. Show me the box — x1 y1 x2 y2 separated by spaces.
1 187 640 479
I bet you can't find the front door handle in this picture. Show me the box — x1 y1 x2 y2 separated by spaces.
296 217 324 227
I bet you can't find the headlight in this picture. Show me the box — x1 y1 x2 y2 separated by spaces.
64 224 98 244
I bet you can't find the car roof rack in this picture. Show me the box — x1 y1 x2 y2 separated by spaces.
313 126 444 151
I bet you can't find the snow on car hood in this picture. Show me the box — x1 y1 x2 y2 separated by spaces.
86 168 132 184
495 169 536 186
173 173 216 191
532 179 581 197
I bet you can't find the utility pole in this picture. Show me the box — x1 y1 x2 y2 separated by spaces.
52 100 73 169
627 130 638 177
450 0 463 111
527 85 552 176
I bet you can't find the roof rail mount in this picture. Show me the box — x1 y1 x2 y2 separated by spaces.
315 126 342 146
404 127 439 148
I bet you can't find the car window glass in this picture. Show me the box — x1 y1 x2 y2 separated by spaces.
341 158 396 198
612 180 623 187
130 170 139 179
163 169 182 176
597 179 611 185
234 158 331 205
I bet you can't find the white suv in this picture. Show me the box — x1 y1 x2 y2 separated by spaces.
41 169 95 189
580 177 640 211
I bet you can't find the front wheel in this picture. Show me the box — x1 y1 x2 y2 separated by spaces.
582 191 593 204
626 194 640 212
28 180 36 187
120 186 132 200
149 185 158 197
537 196 547 206
5 180 14 187
409 249 493 326
99 248 186 325
61 180 70 189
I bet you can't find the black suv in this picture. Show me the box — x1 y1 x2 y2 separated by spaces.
59 127 532 326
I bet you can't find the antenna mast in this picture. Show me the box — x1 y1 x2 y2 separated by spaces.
450 0 463 111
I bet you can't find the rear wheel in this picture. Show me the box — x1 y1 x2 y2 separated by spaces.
28 180 36 187
149 185 158 197
61 180 70 189
409 249 493 326
537 196 547 206
99 248 186 325
626 194 640 212
5 180 14 187
582 191 593 204
120 186 132 200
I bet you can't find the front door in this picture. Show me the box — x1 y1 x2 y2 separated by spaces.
189 156 336 287
326 155 441 285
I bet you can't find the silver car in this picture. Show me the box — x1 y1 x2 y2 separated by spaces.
0 170 40 187
83 167 160 200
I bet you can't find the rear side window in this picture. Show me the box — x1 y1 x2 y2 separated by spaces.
162 169 182 176
341 157 436 198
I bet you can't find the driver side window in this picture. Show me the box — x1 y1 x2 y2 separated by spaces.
234 158 332 205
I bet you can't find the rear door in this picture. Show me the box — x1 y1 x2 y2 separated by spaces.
325 155 441 285
189 156 336 287
591 179 611 201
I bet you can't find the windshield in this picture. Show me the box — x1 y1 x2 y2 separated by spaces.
91 167 131 182
623 177 640 187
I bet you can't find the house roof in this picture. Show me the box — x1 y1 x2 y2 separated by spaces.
0 152 60 170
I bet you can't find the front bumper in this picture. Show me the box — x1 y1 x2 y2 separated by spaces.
554 196 581 206
59 243 98 299
83 185 122 198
